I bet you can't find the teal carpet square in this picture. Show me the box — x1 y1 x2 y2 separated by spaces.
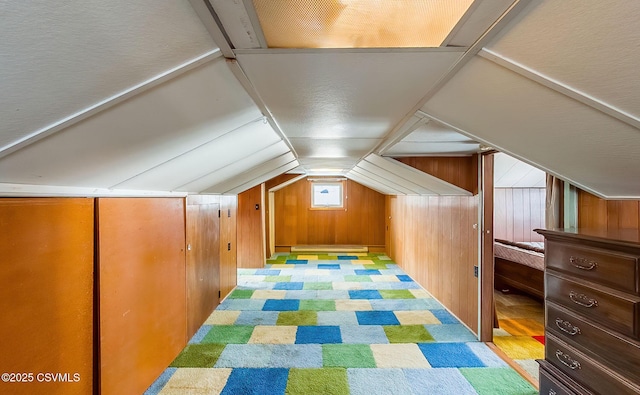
268 344 323 368
215 344 274 368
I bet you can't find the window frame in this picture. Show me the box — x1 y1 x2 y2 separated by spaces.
310 180 346 210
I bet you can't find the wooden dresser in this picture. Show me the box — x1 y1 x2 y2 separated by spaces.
535 229 640 395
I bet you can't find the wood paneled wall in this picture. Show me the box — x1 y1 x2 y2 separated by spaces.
238 185 265 268
0 198 94 395
578 190 640 230
97 198 186 395
494 188 545 242
186 195 220 338
274 178 385 248
220 195 237 299
395 156 478 193
387 194 479 333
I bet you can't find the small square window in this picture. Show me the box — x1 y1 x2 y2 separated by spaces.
311 182 343 208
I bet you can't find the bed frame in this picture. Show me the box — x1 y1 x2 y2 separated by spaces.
493 239 545 300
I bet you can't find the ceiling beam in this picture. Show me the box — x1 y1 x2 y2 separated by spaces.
479 48 640 131
0 50 222 160
189 0 236 58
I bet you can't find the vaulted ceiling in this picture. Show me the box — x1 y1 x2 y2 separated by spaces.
1 1 639 198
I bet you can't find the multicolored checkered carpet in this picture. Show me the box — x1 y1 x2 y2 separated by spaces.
146 253 537 394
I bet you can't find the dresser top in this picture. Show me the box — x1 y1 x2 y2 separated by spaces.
535 228 640 249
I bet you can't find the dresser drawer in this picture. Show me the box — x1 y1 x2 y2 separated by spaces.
539 359 594 395
547 240 639 294
547 301 640 382
546 334 640 395
546 273 640 337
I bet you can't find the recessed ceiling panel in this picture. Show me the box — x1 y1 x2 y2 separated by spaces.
289 138 380 158
0 0 216 151
487 0 640 119
251 0 474 48
385 142 480 156
423 57 640 198
0 59 262 189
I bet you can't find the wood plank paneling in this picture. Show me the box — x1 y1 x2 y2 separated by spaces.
394 156 478 193
238 185 265 268
578 190 640 231
220 195 237 299
387 194 479 333
97 198 186 395
494 188 546 242
0 198 94 395
274 178 385 248
186 195 220 338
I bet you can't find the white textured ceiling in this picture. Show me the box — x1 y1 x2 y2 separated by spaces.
494 153 545 188
0 0 215 152
1 0 640 199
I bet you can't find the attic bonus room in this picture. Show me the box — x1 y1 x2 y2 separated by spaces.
1 1 640 395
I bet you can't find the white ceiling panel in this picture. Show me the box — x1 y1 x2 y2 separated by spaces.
202 152 298 194
494 152 545 188
385 142 480 156
423 57 640 198
486 0 640 120
345 172 399 195
289 138 381 159
351 167 417 195
0 0 216 151
235 49 463 139
296 157 361 171
0 58 263 188
177 141 292 192
114 118 281 190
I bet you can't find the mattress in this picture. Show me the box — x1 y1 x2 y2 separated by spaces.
494 239 545 271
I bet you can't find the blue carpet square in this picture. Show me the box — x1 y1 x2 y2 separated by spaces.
348 290 382 299
296 326 342 344
263 299 300 311
236 311 279 325
418 343 485 368
317 311 358 325
431 309 459 324
215 344 274 368
340 325 389 344
268 344 323 368
347 368 412 395
466 342 508 367
338 255 358 260
355 311 400 325
396 275 413 282
143 367 176 395
274 282 304 290
221 368 288 395
355 269 381 275
403 368 477 394
188 325 212 344
286 259 308 264
217 299 265 311
255 269 281 275
318 264 341 269
424 324 477 342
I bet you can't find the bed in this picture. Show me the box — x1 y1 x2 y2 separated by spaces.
493 238 545 300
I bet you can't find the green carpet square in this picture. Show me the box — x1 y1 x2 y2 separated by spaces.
277 311 318 326
383 325 434 343
169 343 225 367
286 368 349 394
343 275 372 282
202 325 254 344
322 344 376 368
304 282 333 290
228 289 254 299
265 275 291 282
459 367 537 395
300 300 336 311
379 290 416 299
266 259 280 265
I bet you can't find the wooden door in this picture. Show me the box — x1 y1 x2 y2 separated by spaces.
186 195 220 338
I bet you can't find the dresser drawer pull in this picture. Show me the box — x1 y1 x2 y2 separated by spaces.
555 350 582 370
569 256 598 270
548 390 557 395
555 318 581 335
569 291 598 308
